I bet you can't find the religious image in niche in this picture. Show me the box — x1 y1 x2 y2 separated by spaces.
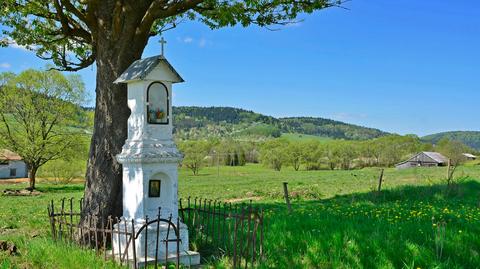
147 82 168 124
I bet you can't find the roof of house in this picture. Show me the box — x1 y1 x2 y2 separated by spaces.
396 151 448 166
463 153 477 158
114 55 184 84
0 149 22 161
422 152 449 163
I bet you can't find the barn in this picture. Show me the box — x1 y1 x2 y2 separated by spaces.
0 149 28 179
462 153 477 160
396 152 448 170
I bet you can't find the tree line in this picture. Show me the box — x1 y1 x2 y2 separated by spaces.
178 135 476 175
173 106 386 141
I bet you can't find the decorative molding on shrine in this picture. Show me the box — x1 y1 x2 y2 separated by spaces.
117 139 183 164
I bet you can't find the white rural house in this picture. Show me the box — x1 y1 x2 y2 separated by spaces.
462 153 477 160
0 149 28 179
396 151 448 170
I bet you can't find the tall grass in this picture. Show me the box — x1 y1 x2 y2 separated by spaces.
1 164 479 268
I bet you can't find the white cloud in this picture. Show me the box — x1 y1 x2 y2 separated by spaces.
331 112 368 122
9 41 28 51
8 40 36 51
0 63 11 69
179 36 210 48
198 38 207 48
285 21 303 28
183 37 194 43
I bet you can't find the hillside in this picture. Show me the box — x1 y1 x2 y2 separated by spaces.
422 131 480 151
172 106 387 140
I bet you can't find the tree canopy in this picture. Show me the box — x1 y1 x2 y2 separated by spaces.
0 68 87 189
1 0 346 224
1 0 345 71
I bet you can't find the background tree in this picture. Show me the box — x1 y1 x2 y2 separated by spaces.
178 140 211 175
0 69 86 189
259 138 289 171
436 138 469 184
300 140 323 170
0 0 345 222
287 142 303 171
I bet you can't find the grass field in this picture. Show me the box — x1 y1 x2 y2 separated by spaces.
1 164 480 268
280 133 332 142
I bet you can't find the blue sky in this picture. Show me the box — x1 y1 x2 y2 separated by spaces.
0 0 479 136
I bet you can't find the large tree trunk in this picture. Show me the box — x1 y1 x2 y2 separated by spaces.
80 4 150 227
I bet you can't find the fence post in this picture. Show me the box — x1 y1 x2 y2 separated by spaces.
131 219 137 269
377 169 384 193
283 182 292 213
69 198 74 241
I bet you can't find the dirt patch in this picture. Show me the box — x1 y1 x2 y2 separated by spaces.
0 178 29 185
0 240 17 256
2 188 41 196
226 196 262 203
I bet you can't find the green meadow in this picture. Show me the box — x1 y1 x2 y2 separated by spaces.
1 164 480 268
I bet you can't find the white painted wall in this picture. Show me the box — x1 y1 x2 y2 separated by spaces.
0 160 27 179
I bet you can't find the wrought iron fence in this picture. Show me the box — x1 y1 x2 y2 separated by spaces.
47 197 264 268
179 197 265 268
47 198 183 268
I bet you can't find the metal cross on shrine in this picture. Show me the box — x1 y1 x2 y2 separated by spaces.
159 37 167 56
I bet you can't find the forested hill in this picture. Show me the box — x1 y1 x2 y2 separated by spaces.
172 106 387 140
422 131 480 151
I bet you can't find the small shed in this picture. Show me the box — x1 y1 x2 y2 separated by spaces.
462 153 477 160
396 152 448 170
0 149 28 179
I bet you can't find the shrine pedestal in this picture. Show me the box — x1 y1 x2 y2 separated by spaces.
111 220 200 267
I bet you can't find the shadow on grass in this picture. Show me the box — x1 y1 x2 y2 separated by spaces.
36 184 85 193
249 180 480 269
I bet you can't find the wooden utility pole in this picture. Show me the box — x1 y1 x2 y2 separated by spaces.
283 182 292 213
377 169 385 193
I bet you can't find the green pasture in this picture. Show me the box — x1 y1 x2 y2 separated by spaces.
280 133 332 142
1 164 480 268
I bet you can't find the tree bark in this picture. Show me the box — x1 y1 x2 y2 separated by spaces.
80 4 150 227
27 166 37 190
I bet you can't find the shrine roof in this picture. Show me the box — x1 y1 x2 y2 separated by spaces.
114 55 184 84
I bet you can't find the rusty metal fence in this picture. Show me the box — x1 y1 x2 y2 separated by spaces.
47 198 183 268
47 197 264 268
179 197 265 268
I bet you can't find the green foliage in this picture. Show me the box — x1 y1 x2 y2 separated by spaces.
259 138 289 171
436 138 469 166
280 117 387 140
173 106 387 141
0 68 88 188
0 0 343 71
423 131 480 151
255 135 434 171
281 133 332 142
178 140 212 175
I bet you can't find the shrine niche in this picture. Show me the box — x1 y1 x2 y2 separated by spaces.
147 82 169 124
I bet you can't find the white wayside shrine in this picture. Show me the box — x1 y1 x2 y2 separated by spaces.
112 49 200 266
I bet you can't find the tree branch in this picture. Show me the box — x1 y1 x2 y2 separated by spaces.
139 0 204 36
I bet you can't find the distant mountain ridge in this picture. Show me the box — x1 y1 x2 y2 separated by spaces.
172 106 387 140
422 131 480 151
